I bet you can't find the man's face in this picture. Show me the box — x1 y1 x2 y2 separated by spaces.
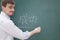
2 3 15 16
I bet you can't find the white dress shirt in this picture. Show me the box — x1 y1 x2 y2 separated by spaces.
0 11 30 40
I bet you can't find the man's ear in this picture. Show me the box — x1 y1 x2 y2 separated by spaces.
2 6 6 11
2 6 5 9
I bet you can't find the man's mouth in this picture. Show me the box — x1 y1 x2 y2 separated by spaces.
10 11 14 13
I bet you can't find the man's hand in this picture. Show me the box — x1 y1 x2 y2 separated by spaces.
34 27 41 34
29 27 41 37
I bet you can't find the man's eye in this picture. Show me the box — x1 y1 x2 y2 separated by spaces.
9 6 14 9
9 6 12 9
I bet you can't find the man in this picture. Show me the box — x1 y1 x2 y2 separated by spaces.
0 0 41 40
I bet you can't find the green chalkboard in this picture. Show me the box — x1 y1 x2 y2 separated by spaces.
0 0 60 40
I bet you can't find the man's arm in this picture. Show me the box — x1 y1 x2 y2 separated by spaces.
0 20 41 39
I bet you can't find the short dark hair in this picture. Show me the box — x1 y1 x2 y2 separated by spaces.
1 0 15 7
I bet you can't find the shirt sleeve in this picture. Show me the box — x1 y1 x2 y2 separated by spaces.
0 20 30 40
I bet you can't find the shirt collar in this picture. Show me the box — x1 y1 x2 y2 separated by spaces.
0 11 10 19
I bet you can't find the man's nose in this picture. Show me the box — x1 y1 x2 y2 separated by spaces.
12 8 15 12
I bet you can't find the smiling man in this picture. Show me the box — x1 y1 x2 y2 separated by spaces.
0 0 41 40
